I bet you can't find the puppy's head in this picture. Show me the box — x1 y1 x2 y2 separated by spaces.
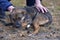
10 7 32 28
9 7 27 28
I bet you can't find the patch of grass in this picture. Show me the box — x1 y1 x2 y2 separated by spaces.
55 6 60 10
11 0 26 7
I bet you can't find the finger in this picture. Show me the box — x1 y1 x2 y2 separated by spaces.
40 8 44 13
36 7 40 12
43 7 48 12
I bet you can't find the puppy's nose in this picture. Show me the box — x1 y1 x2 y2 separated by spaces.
15 21 21 28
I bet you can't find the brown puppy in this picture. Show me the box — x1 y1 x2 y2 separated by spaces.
7 7 52 36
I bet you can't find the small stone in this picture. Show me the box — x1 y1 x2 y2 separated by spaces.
0 29 4 33
52 32 55 34
50 33 53 36
51 31 56 34
45 35 50 39
0 36 4 39
56 29 60 31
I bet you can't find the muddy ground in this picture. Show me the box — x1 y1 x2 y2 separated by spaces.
0 0 60 40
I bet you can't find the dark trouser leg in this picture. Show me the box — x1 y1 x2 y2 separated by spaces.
0 8 6 19
26 0 42 6
26 0 35 6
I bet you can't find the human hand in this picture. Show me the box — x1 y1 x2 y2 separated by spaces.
35 4 48 13
8 6 15 12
